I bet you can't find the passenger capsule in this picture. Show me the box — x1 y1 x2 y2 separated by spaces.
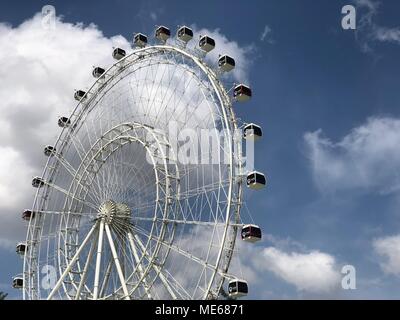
44 145 56 157
92 67 105 78
155 26 171 42
246 171 266 190
134 33 148 48
177 26 193 43
243 123 262 141
228 279 248 298
32 177 45 188
12 276 23 289
199 35 215 52
16 242 27 255
112 47 126 60
241 224 262 243
58 116 71 128
218 55 235 72
74 90 87 102
233 84 252 102
22 210 35 221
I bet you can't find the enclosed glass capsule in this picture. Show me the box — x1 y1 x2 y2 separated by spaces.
241 224 262 243
44 145 56 157
112 47 126 60
177 26 193 43
243 123 262 141
12 277 23 289
199 35 215 52
22 210 35 221
246 171 266 190
32 177 45 188
16 242 27 255
233 84 252 102
92 67 105 78
228 279 248 298
134 33 148 48
58 116 71 128
74 90 87 102
218 55 235 72
156 26 171 42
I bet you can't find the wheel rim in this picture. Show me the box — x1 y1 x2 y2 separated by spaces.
23 45 243 300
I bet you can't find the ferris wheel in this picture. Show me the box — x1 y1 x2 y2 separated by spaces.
13 25 266 300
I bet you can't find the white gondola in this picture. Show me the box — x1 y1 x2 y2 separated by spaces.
92 67 105 78
32 177 45 188
44 145 56 157
134 33 148 48
58 116 71 128
246 171 266 190
199 35 215 52
22 209 35 221
228 279 248 298
12 276 23 289
74 90 87 102
233 84 252 102
16 242 27 255
218 54 235 72
112 47 126 60
243 123 262 141
241 224 262 243
155 26 171 42
177 26 193 43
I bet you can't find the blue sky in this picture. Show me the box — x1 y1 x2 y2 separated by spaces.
1 0 400 299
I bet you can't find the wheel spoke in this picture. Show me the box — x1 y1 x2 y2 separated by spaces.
127 232 153 299
132 216 243 228
131 233 178 300
47 222 98 300
104 224 130 300
93 219 105 299
98 258 113 298
131 225 223 275
74 229 98 299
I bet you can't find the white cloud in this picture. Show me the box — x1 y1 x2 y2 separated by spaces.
353 0 400 51
260 25 273 43
374 27 400 43
373 235 400 276
229 237 341 295
150 12 157 21
304 117 400 195
0 14 131 247
258 247 341 293
354 0 379 11
0 147 35 209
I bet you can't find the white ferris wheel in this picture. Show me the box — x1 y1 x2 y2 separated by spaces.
13 25 266 300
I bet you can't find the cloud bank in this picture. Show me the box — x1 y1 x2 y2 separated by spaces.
231 237 341 295
259 247 341 293
373 235 400 276
304 117 400 195
0 14 132 248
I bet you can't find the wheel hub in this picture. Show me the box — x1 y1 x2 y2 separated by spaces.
98 200 131 226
